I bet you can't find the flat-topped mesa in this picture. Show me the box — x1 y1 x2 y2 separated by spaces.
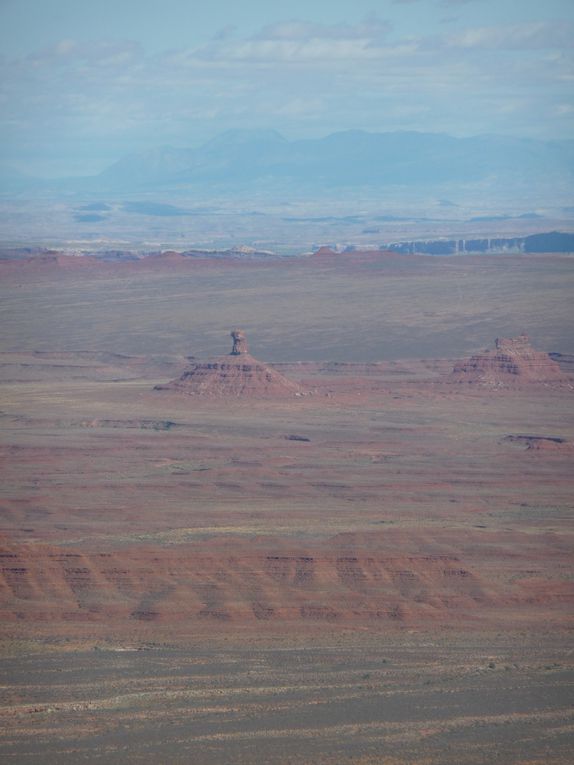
494 333 533 356
451 334 564 386
155 330 306 398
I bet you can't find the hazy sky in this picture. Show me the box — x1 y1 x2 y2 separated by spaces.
1 0 573 176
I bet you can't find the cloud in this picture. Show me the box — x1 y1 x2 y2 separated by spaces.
191 17 394 64
393 0 479 4
1 15 573 174
254 18 391 41
444 21 574 50
273 96 325 118
440 0 482 6
213 25 236 42
26 38 144 71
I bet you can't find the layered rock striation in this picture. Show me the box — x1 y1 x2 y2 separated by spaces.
451 335 564 386
155 330 305 398
3 527 573 631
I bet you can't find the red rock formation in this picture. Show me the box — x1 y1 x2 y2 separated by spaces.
2 528 573 631
230 329 248 356
503 434 573 452
451 335 564 386
155 330 305 398
312 246 338 257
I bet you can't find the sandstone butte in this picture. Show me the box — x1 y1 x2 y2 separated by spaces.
450 334 565 385
155 330 306 398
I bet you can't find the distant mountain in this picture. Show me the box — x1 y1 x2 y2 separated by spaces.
97 129 289 189
3 129 574 196
95 129 574 192
97 146 197 187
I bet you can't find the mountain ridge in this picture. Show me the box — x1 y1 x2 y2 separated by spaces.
2 129 574 196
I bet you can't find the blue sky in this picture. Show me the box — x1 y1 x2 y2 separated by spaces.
1 0 573 176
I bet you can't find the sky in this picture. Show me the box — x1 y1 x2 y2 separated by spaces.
1 0 573 176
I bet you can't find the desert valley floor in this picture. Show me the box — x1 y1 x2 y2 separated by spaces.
0 250 573 763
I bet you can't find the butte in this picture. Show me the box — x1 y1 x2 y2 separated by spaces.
155 330 305 398
450 334 564 386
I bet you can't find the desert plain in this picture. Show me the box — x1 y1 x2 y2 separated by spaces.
0 249 573 764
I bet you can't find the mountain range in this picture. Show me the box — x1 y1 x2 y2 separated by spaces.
3 129 574 196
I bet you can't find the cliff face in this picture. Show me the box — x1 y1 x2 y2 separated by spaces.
155 331 305 398
451 335 564 386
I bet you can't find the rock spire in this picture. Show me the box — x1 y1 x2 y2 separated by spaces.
155 330 305 398
230 329 248 356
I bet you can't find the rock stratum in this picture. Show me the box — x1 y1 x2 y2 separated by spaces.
2 528 572 633
155 330 305 398
451 334 565 386
1 340 573 644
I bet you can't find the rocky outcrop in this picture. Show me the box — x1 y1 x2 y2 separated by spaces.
3 527 573 630
451 335 564 386
502 434 573 452
155 330 305 398
230 329 248 356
